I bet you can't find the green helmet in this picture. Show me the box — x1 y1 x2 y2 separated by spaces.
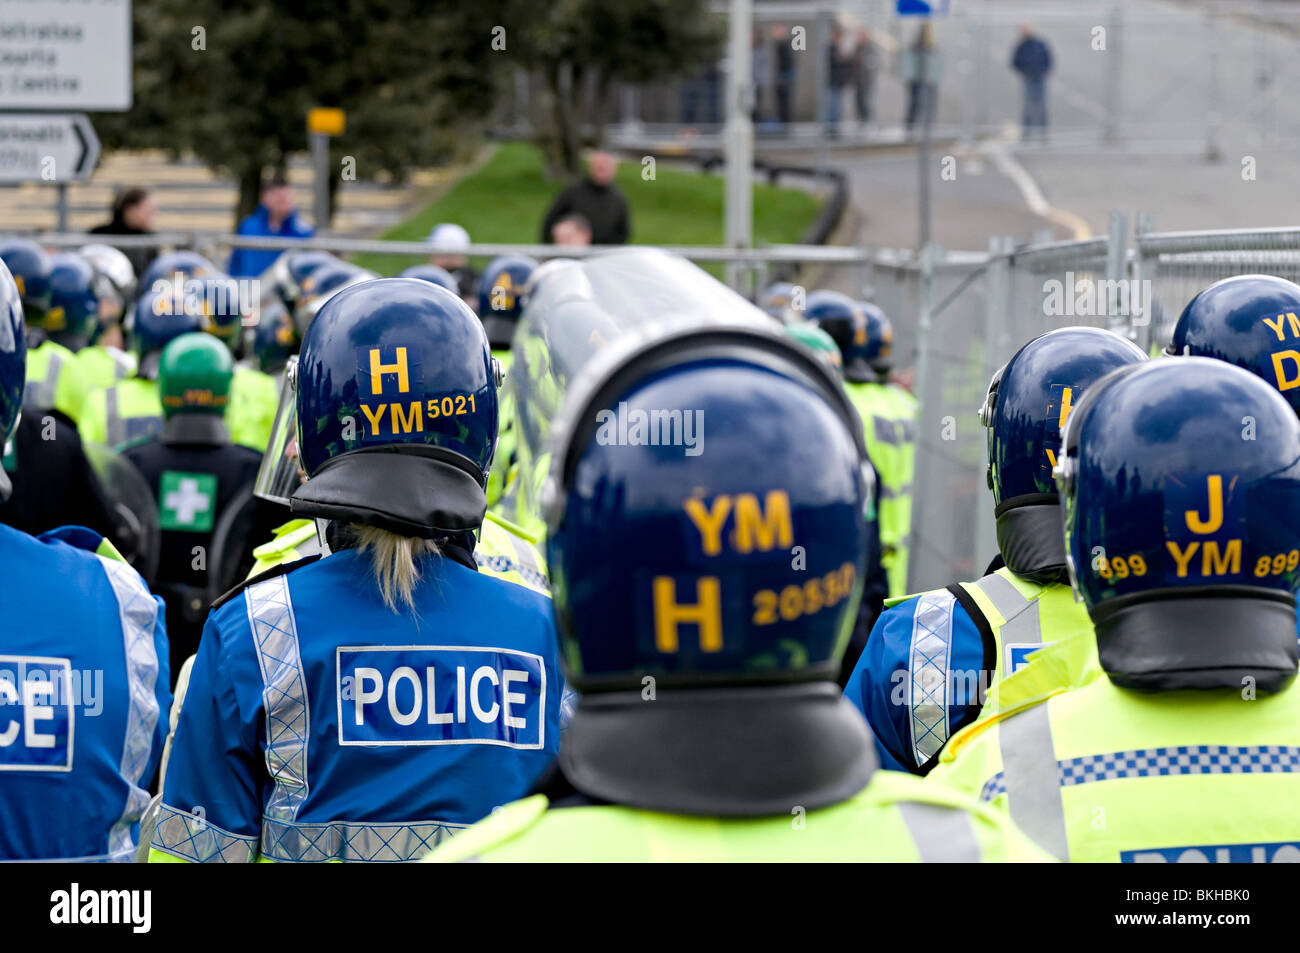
159 332 233 418
782 321 843 372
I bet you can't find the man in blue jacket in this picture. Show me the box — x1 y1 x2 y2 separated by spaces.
1011 25 1053 141
227 174 314 279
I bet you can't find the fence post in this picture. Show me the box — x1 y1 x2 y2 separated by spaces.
1106 209 1128 334
976 236 1013 572
905 242 937 590
1133 211 1156 354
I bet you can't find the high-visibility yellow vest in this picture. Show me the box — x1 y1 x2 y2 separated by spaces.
487 349 514 507
930 635 1300 862
956 567 1095 720
423 769 1053 862
24 339 89 425
246 513 548 595
73 345 136 392
79 377 163 448
477 509 548 595
228 365 278 453
845 380 916 598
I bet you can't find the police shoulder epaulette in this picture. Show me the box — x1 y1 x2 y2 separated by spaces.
211 553 321 609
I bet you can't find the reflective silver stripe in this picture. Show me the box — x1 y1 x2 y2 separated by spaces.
151 803 258 862
998 702 1070 861
879 482 914 500
96 554 163 863
872 415 899 446
25 350 64 409
105 386 125 447
908 589 957 767
110 349 134 381
972 571 1041 664
245 575 311 824
897 801 983 862
261 817 466 863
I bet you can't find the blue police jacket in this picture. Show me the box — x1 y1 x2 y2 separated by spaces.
0 523 170 861
227 206 314 279
845 590 985 775
151 546 563 862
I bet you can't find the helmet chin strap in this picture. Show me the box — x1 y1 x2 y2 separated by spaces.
314 518 333 556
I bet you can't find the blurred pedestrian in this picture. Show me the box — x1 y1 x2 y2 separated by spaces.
824 21 854 137
89 187 159 280
679 59 722 128
551 213 592 247
901 24 942 134
541 151 630 246
427 222 478 299
750 28 767 123
1011 24 1053 142
771 23 795 126
852 26 879 127
227 173 314 279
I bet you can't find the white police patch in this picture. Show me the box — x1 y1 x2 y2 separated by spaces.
336 645 546 749
0 655 75 772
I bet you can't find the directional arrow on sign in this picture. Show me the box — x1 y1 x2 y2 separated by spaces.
0 113 101 184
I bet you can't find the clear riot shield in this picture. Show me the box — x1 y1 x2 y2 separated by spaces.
84 441 162 586
252 355 304 506
499 248 774 538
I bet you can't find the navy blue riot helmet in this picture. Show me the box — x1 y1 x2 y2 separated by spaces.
193 274 244 349
399 263 459 294
0 238 52 322
292 277 499 537
44 253 100 346
981 326 1146 583
140 250 216 296
856 301 895 376
270 250 337 308
757 281 801 323
132 287 205 378
541 322 878 815
293 261 370 335
0 260 26 500
804 289 880 382
1057 358 1300 693
477 255 537 349
1168 274 1300 415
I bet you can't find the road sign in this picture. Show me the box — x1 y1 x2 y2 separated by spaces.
0 114 101 183
897 0 950 15
0 0 132 110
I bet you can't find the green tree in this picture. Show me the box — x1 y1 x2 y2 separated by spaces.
97 0 508 227
505 0 724 176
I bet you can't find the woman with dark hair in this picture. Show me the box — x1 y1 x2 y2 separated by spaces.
90 187 159 279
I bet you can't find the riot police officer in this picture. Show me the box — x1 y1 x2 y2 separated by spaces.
477 255 536 506
76 243 139 388
0 240 91 426
0 256 171 861
426 323 1047 862
122 332 274 686
931 358 1300 861
807 289 917 598
844 326 1146 773
79 287 204 448
150 278 562 863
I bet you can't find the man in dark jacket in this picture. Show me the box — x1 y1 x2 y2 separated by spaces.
540 152 631 245
1011 24 1053 141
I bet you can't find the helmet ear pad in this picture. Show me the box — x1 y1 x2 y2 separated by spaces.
994 493 1068 585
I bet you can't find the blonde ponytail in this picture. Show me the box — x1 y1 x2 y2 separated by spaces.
351 524 441 613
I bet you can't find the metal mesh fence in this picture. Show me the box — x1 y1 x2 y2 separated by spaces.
1135 229 1300 353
